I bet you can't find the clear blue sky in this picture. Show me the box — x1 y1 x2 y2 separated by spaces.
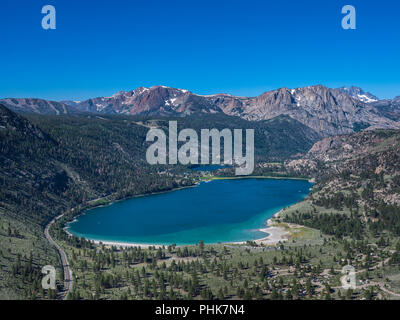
0 0 399 101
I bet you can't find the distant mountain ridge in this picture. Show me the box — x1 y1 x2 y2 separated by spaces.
370 96 400 122
1 85 399 137
0 98 77 115
69 85 399 137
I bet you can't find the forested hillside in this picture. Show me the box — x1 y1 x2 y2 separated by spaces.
0 105 320 298
284 129 400 238
0 107 179 298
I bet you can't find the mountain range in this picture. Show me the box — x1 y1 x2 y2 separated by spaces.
1 85 400 137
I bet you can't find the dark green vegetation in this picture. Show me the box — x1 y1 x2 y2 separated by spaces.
170 114 321 162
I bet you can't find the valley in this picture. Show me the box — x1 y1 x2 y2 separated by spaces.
2 85 400 300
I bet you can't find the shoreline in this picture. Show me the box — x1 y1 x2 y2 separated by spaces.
63 227 164 249
64 208 289 249
64 176 307 249
202 175 311 182
253 209 289 245
230 209 288 246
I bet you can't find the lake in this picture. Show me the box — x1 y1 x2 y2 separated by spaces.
67 178 312 245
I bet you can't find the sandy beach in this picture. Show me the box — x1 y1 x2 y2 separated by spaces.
253 211 289 245
63 226 164 249
92 239 164 249
230 209 289 246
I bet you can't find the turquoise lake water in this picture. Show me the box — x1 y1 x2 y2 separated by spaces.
67 179 312 245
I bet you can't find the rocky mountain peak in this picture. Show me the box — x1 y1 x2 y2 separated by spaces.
338 86 379 103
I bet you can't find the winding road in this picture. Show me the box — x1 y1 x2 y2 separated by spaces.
43 196 112 299
44 214 73 300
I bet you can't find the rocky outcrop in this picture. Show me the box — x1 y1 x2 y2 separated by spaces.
301 128 400 207
306 130 400 162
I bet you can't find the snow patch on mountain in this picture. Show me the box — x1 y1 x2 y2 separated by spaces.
338 86 378 103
